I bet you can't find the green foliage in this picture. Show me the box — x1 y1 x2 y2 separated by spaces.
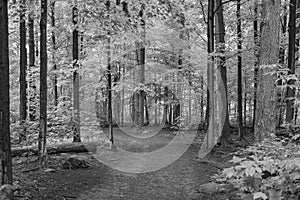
213 139 300 200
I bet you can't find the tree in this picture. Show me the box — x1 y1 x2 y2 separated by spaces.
72 2 81 142
0 0 13 192
51 0 58 107
199 0 215 157
215 0 232 144
254 0 280 142
106 0 114 147
286 0 297 123
252 0 259 131
236 0 244 140
39 0 48 166
28 0 36 121
138 2 146 127
19 0 27 142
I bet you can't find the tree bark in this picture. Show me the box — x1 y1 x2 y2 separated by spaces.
286 0 297 123
106 0 114 146
11 142 97 157
72 4 81 142
19 0 27 142
215 0 232 144
252 0 259 131
254 0 280 142
51 0 58 107
237 0 244 140
0 0 13 189
28 0 36 121
39 0 48 166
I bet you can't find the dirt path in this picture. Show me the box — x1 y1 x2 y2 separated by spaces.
15 129 237 200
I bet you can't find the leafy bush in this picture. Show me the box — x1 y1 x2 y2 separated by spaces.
213 138 300 200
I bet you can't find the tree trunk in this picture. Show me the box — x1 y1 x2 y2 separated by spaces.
28 0 36 121
72 5 81 143
237 0 244 140
254 0 280 142
215 0 232 144
286 0 297 123
19 0 27 142
199 0 215 158
51 0 58 107
106 0 114 146
11 142 97 157
39 0 48 166
252 0 259 131
0 0 13 190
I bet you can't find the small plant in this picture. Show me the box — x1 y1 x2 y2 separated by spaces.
213 139 300 200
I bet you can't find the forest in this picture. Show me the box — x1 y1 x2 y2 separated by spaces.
0 0 300 199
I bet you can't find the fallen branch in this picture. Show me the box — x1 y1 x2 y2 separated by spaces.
11 142 97 157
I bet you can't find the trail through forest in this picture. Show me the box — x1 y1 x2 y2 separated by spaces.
13 129 240 200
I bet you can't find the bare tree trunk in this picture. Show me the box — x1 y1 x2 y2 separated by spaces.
51 0 58 107
106 0 114 147
72 4 81 142
215 0 232 144
255 0 280 142
28 0 36 121
252 0 259 131
19 0 27 142
39 0 48 166
286 0 297 123
236 0 244 140
0 0 13 192
199 0 215 158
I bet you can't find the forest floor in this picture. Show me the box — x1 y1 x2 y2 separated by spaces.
12 127 251 200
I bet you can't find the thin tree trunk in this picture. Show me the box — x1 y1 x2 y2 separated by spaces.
39 0 48 166
28 0 36 121
19 0 27 142
252 0 259 131
0 0 13 191
286 0 297 123
106 0 114 147
51 0 58 107
237 0 244 140
277 3 287 127
72 4 81 142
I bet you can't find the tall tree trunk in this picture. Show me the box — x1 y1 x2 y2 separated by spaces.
254 0 280 142
28 0 36 121
199 0 215 158
39 0 48 166
252 0 259 131
278 3 287 127
106 0 114 147
286 0 297 123
0 0 13 191
136 3 145 127
19 0 27 142
51 0 58 107
237 0 244 140
244 77 247 126
215 0 232 144
72 4 81 142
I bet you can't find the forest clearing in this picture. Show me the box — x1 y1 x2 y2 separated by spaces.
0 0 300 199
